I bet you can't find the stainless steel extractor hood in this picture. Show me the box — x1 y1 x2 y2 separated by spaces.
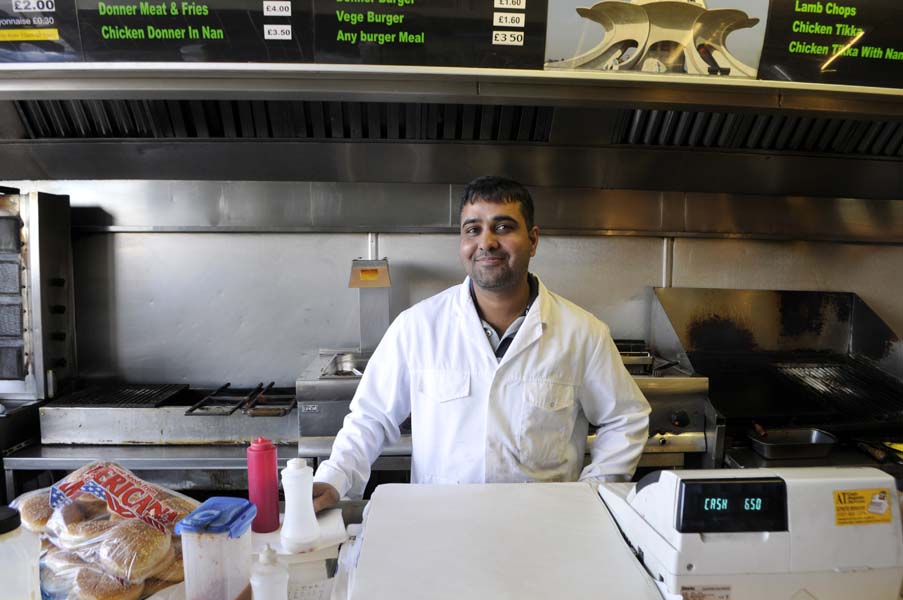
0 66 900 200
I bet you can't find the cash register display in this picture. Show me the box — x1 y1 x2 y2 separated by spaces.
676 477 788 533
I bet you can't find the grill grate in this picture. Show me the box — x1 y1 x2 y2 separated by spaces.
774 361 903 423
14 100 554 143
49 383 188 408
616 109 903 158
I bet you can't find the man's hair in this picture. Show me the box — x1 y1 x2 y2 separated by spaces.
460 176 535 230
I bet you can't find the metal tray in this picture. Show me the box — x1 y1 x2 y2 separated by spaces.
748 428 837 459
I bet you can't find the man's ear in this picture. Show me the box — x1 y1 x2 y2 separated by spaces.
529 226 539 256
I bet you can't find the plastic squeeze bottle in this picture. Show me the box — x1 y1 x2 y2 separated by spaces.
250 544 289 600
0 506 41 600
280 458 320 552
247 437 280 533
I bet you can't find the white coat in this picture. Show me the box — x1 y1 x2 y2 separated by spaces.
314 276 651 498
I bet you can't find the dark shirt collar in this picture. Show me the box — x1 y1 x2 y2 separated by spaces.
469 273 538 322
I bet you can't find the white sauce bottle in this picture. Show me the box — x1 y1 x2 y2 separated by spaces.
280 458 320 553
250 544 289 599
0 505 41 600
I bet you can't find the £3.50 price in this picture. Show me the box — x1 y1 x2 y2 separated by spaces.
492 31 524 46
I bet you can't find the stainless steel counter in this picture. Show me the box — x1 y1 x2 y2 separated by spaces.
4 428 702 498
3 444 300 499
298 433 706 458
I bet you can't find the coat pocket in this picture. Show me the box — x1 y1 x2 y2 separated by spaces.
418 369 470 403
517 380 577 471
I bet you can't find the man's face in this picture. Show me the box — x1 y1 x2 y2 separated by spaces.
459 198 539 291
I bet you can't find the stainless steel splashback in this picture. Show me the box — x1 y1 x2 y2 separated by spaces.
649 287 903 382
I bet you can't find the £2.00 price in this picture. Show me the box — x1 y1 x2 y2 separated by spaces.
12 0 55 12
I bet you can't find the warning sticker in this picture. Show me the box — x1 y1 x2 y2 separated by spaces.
680 585 731 600
834 488 893 526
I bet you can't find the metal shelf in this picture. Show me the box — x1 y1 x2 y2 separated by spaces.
0 63 901 116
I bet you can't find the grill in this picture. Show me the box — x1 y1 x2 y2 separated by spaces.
184 381 297 417
650 287 903 472
47 383 188 408
775 361 903 424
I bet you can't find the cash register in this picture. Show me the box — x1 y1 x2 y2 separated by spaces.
599 467 903 600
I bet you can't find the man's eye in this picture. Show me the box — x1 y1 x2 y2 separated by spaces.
464 227 479 235
495 224 511 232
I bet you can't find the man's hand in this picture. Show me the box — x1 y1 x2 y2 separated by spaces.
313 482 340 513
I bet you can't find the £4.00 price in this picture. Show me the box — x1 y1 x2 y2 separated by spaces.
263 1 290 16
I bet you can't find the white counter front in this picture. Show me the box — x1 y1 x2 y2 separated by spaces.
349 482 663 600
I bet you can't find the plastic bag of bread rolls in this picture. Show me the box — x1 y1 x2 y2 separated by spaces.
10 461 200 600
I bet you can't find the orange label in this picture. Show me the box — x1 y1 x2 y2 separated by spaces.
834 488 893 526
359 268 379 281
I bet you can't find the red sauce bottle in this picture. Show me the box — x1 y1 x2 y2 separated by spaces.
247 437 280 533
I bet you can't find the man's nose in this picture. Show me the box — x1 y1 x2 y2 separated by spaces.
478 230 500 250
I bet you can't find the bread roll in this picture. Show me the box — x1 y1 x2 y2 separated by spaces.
40 564 74 598
58 519 117 549
74 493 110 520
162 495 200 533
98 519 171 581
72 567 144 600
17 490 53 533
150 541 183 583
44 547 86 572
141 577 175 597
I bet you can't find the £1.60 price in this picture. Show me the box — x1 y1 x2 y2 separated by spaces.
493 12 524 27
494 0 525 8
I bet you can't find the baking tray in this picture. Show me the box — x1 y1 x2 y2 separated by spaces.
748 428 837 459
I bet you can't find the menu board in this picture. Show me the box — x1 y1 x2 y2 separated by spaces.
77 0 313 61
1 0 902 91
758 0 903 88
0 0 82 61
314 0 548 68
0 0 548 66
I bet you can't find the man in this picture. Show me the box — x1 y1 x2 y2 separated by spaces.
312 176 650 511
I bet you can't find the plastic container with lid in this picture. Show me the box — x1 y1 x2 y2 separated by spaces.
175 497 258 600
0 505 41 600
280 458 320 553
250 543 289 599
248 436 280 533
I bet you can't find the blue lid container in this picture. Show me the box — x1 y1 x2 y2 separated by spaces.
175 497 257 539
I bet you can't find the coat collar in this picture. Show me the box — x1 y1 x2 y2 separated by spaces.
456 274 549 364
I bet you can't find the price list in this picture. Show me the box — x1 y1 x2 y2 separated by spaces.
758 0 903 88
74 0 313 61
492 0 525 47
0 0 81 60
313 0 547 69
